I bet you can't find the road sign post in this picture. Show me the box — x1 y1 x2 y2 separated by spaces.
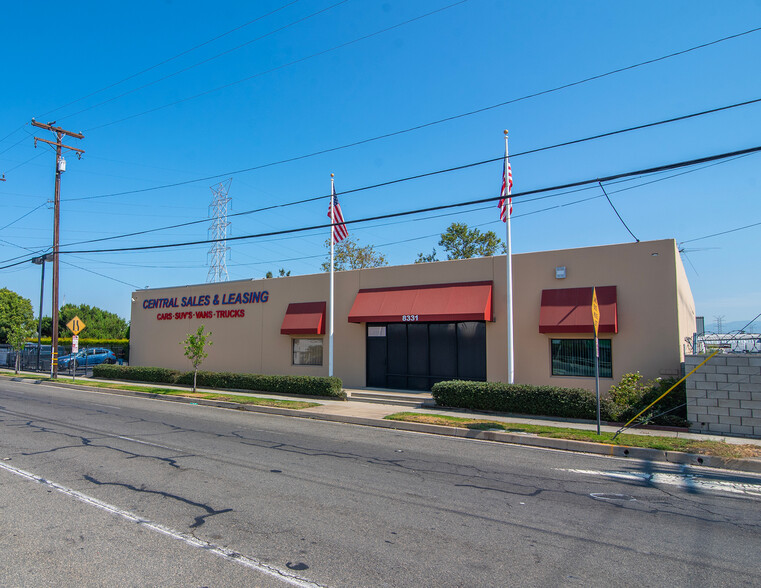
66 316 86 381
592 287 601 435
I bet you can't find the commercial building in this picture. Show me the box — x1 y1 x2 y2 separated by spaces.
129 238 695 391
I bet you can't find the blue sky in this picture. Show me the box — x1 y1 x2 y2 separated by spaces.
1 0 760 331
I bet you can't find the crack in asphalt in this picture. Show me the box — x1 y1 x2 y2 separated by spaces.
3 385 761 536
83 474 233 529
7 417 191 469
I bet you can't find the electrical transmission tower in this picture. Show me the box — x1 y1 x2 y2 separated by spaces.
207 179 232 283
714 315 725 334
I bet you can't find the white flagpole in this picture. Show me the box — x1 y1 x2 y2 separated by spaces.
329 173 335 378
504 130 515 384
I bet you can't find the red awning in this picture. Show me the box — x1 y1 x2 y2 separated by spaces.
539 286 617 334
348 281 493 323
280 302 326 335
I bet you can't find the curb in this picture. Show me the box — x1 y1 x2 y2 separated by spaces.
4 375 761 474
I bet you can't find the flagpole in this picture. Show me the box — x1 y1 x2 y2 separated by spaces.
504 130 515 384
329 173 335 378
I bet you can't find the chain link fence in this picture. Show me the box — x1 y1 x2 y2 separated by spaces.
0 343 129 374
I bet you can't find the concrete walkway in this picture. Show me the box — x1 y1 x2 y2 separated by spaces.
9 370 760 446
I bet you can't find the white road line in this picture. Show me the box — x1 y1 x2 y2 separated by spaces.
115 435 178 451
559 468 761 498
0 461 325 588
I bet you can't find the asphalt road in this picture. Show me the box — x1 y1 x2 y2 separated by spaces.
1 379 760 587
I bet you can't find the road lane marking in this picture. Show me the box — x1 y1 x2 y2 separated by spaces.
559 468 761 498
0 461 325 588
115 435 178 451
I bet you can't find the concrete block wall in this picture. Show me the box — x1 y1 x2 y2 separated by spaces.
686 354 761 438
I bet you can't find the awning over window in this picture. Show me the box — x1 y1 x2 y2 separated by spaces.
280 302 326 335
348 281 493 323
539 286 617 334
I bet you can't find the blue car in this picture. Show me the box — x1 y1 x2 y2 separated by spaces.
58 347 117 369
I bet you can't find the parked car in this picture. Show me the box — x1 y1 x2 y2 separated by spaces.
58 348 116 369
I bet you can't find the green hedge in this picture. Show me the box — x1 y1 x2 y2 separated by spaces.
92 365 344 399
431 380 616 421
93 365 179 383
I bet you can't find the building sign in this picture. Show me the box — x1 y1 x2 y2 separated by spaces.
141 289 269 322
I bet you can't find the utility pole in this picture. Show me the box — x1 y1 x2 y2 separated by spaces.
31 119 84 378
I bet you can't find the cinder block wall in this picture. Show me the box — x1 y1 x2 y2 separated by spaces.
686 354 761 438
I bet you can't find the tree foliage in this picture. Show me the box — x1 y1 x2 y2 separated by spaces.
265 268 291 279
181 324 213 392
437 222 503 260
0 289 36 373
0 288 36 346
414 249 438 264
321 237 388 272
56 303 129 339
415 223 505 262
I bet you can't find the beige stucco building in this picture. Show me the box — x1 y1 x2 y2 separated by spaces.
129 238 696 392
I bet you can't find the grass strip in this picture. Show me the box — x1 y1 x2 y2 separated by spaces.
384 412 761 459
0 371 320 410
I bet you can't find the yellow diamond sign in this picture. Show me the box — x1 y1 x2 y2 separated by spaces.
591 288 600 338
66 316 86 335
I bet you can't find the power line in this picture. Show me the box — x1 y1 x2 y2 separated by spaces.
597 181 639 242
82 0 470 133
57 0 350 122
2 151 48 175
0 238 139 289
679 220 761 246
36 0 305 120
38 143 761 259
3 137 753 269
33 153 758 274
65 95 761 203
4 144 759 272
0 124 28 147
0 202 48 233
81 22 760 135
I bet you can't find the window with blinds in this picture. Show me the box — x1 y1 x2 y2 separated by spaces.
292 338 323 366
550 339 612 378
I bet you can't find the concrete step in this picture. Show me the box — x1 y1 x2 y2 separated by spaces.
348 390 436 408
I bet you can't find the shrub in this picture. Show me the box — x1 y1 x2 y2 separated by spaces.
611 375 688 427
431 380 616 421
173 371 344 398
93 364 179 383
91 365 345 399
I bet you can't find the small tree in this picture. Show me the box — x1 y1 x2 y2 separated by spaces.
0 288 36 374
181 325 212 392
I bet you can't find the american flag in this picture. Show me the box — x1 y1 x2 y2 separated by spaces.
498 148 513 222
328 183 349 242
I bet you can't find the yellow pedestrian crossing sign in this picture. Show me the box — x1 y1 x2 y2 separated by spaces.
591 288 600 338
67 316 86 335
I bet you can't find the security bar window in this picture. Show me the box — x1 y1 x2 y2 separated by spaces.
292 338 323 366
550 339 612 378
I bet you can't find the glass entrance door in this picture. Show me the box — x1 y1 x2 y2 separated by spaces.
365 321 486 390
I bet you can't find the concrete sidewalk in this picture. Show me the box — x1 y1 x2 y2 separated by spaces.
8 370 761 447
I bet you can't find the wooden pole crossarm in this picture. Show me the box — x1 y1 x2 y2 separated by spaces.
34 136 85 158
31 119 84 140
